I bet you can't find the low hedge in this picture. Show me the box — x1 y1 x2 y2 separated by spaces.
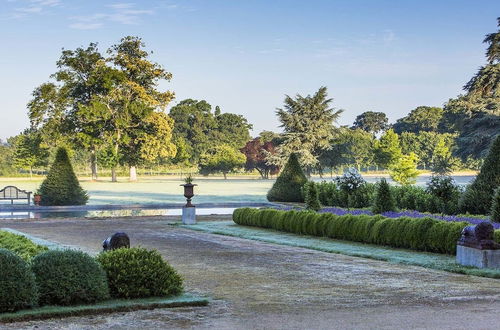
233 208 474 255
0 231 48 261
96 247 183 299
31 250 110 306
0 249 38 313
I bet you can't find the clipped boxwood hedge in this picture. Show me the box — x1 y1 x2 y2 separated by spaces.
31 250 110 306
232 208 488 255
96 247 183 299
0 249 38 313
0 230 48 261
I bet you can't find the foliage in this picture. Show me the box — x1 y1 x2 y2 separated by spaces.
0 231 48 261
275 86 343 174
333 128 374 171
233 208 467 254
240 137 279 179
389 152 419 185
460 135 500 214
426 176 462 214
267 153 307 202
491 187 500 223
31 249 109 306
38 148 88 206
11 130 49 178
430 136 461 175
304 182 321 211
372 178 396 214
374 129 402 169
0 249 38 313
169 99 252 164
96 247 183 299
392 106 443 134
335 167 365 193
351 111 389 135
199 144 246 179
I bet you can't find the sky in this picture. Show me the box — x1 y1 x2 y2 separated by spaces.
1 0 499 141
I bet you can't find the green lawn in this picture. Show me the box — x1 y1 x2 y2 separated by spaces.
0 294 209 323
181 221 500 279
0 177 273 205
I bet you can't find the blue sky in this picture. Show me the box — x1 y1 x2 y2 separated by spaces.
1 0 499 141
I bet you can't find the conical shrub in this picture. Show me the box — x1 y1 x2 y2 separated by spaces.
267 153 307 202
372 178 396 214
38 148 88 206
304 181 321 211
491 187 500 223
459 135 500 214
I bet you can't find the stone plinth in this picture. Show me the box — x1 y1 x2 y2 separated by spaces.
182 206 196 225
456 245 500 269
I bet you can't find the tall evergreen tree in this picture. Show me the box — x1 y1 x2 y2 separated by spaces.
276 87 343 175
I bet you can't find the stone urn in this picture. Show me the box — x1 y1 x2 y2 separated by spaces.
180 183 197 207
33 194 42 206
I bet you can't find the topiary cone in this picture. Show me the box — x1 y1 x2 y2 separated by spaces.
267 153 307 202
38 147 88 206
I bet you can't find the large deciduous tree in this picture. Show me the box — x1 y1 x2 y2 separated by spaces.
240 137 279 179
392 106 443 134
351 111 389 135
276 86 342 175
11 130 49 179
199 144 246 179
373 129 402 169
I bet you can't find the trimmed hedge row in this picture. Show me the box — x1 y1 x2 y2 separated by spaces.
0 231 48 261
233 208 472 254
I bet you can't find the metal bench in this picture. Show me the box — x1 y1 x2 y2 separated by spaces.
0 186 32 205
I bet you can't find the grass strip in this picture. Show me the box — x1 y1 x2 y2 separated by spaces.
181 221 500 279
0 294 209 323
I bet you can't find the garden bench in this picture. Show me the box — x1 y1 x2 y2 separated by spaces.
0 186 32 205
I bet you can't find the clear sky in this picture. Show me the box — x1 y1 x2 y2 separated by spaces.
1 0 499 141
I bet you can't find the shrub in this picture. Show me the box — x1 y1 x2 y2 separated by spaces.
267 153 307 202
38 147 88 206
460 135 500 214
317 181 337 206
304 181 321 211
491 187 500 223
372 178 396 214
0 230 48 261
96 247 183 299
31 250 109 306
426 175 462 215
232 207 475 254
0 249 38 313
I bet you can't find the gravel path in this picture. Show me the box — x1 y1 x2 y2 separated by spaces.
1 215 499 329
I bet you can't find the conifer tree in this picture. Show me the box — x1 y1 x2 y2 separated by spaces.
267 153 307 202
304 181 321 211
38 148 88 206
372 178 396 214
490 187 500 223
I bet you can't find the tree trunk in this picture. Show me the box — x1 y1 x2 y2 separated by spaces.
90 149 98 181
111 167 117 182
29 167 33 180
129 166 137 181
223 172 227 180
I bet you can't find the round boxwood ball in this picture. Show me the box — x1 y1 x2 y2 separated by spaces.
96 247 183 298
0 248 38 312
31 250 109 306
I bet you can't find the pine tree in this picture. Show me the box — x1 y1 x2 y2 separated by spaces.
372 178 396 214
267 153 307 202
38 148 88 206
460 135 500 214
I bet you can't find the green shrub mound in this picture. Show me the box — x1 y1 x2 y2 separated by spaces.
96 247 183 299
267 153 307 202
31 250 109 306
233 208 479 255
491 187 500 223
38 147 88 206
372 178 396 214
304 181 321 211
0 230 48 261
460 135 500 214
0 248 38 313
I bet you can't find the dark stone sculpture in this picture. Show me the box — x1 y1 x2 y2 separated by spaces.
102 232 130 251
457 222 500 250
